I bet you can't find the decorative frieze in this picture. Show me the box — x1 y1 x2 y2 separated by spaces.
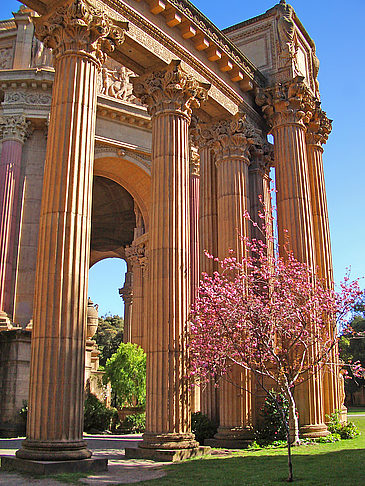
4 91 52 106
33 0 128 65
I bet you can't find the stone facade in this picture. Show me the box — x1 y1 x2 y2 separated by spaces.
0 0 341 462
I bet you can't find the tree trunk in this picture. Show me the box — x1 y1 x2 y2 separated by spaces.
287 387 301 446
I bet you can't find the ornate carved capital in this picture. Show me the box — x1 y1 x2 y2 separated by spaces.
256 76 315 129
250 142 274 176
306 102 332 147
0 115 32 143
132 60 209 120
125 240 148 270
33 0 128 65
198 113 259 164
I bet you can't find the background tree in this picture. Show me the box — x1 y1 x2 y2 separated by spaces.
93 315 124 366
188 226 363 482
103 342 146 409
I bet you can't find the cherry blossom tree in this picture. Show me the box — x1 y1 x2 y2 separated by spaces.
188 213 363 482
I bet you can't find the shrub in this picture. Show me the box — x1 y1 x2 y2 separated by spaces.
326 410 359 439
84 391 114 432
191 412 217 445
122 412 146 433
255 390 289 445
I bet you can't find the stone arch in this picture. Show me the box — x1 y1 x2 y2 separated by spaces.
93 156 151 233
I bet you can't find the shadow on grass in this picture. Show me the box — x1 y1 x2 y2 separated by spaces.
131 447 365 486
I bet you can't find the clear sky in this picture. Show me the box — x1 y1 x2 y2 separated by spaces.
1 0 364 316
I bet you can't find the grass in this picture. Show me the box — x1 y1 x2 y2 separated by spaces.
127 415 365 486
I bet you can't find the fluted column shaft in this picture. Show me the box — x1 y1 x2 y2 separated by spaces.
189 154 200 413
0 135 24 318
198 146 219 422
272 117 326 436
306 136 340 418
16 0 126 461
215 154 252 440
132 60 208 450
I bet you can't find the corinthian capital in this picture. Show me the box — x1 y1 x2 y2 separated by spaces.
132 60 209 120
33 0 128 65
0 114 31 143
306 102 332 146
198 113 259 164
125 240 148 269
256 76 315 129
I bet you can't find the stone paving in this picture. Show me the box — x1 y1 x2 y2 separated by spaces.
0 435 167 485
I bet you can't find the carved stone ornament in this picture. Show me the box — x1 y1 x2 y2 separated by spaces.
0 114 32 143
98 64 140 104
4 91 52 106
125 241 148 269
249 141 274 175
33 0 128 65
306 102 332 146
276 0 298 70
0 48 13 69
197 113 260 163
189 145 200 176
255 76 315 129
132 60 210 120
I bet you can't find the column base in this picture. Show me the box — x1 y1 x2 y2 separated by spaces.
1 456 107 475
0 311 12 330
300 423 329 438
205 426 254 449
125 446 210 462
16 439 92 461
139 432 199 450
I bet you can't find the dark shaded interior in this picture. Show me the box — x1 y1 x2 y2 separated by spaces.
91 176 135 252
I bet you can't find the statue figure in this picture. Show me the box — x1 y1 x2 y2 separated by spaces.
277 1 298 68
31 38 53 68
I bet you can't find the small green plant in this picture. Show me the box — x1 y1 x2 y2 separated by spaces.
191 412 217 445
326 410 359 439
255 390 289 446
84 391 114 432
19 400 28 423
122 412 146 433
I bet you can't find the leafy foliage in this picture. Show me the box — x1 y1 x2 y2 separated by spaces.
326 410 359 439
83 391 115 432
191 412 217 445
103 342 146 408
93 315 124 367
255 391 289 445
122 412 146 433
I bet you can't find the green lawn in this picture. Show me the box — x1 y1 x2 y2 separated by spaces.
129 416 365 486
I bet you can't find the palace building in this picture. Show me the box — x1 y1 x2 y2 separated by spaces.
0 0 342 465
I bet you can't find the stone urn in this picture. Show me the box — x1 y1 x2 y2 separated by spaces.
86 298 99 340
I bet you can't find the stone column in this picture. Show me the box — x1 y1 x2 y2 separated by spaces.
189 145 201 413
132 60 208 452
196 139 219 422
125 239 147 348
16 1 126 461
256 76 328 437
120 268 133 343
306 106 341 418
209 114 255 447
0 115 30 327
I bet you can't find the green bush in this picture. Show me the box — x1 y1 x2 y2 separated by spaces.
122 412 146 433
191 412 217 445
255 390 289 445
326 410 359 439
84 391 114 432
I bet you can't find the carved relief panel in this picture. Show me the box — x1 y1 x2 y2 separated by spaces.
97 58 141 106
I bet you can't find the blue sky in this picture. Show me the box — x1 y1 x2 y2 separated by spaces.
2 1 364 316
